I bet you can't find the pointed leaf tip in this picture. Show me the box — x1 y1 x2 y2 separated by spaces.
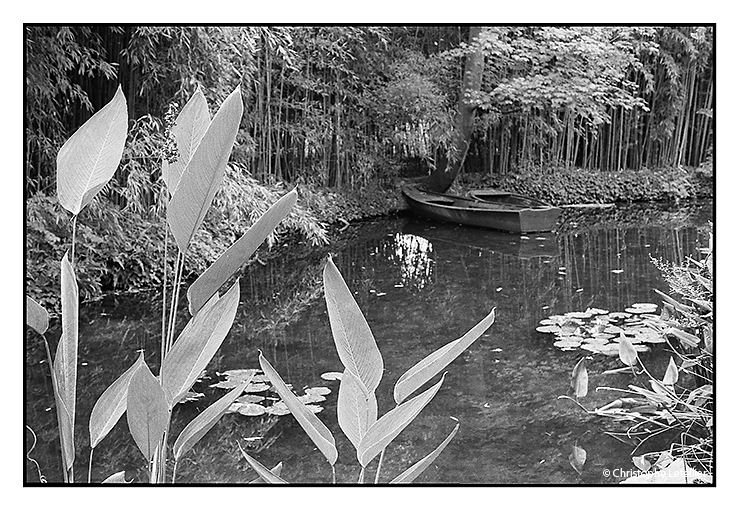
57 86 128 215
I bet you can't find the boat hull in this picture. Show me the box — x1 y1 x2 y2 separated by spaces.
402 185 560 233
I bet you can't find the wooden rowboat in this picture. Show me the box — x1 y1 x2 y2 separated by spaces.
401 185 560 233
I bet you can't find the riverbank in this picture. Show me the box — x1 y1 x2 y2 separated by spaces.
25 164 712 311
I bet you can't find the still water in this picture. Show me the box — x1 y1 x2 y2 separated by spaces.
25 200 712 484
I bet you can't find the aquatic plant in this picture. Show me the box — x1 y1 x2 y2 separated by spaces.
25 85 299 483
242 257 496 483
557 237 713 484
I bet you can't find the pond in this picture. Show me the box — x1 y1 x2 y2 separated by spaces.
25 200 713 484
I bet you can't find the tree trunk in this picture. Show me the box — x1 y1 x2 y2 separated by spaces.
427 26 485 192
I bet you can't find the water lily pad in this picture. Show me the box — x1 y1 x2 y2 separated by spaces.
637 331 667 344
539 318 557 326
565 311 592 319
305 387 331 396
632 303 658 310
235 394 265 404
604 325 625 335
583 343 621 356
560 320 581 336
583 336 611 344
298 393 327 404
237 403 268 417
244 383 271 393
608 312 632 320
265 402 290 416
633 344 651 353
554 339 582 349
305 405 323 414
585 307 609 315
547 315 568 324
625 307 650 314
320 372 343 381
536 325 560 334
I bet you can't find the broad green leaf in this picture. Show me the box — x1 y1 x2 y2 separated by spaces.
50 351 75 472
167 86 243 253
390 422 459 484
248 462 283 484
259 352 337 465
173 377 252 461
323 257 383 394
238 445 289 484
663 357 679 386
394 308 495 404
56 253 79 425
569 445 586 474
126 362 169 462
101 471 131 484
162 88 211 195
358 375 445 467
618 337 638 366
337 369 378 450
89 352 145 448
654 289 691 315
161 281 240 407
26 296 49 334
57 86 128 215
632 455 651 472
571 357 588 399
187 189 297 315
43 339 74 473
666 327 700 349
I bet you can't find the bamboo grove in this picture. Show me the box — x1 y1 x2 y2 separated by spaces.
25 26 714 197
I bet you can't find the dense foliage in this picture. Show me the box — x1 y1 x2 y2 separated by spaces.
26 25 713 193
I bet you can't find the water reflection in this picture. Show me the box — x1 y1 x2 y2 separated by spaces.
392 233 435 291
25 201 713 484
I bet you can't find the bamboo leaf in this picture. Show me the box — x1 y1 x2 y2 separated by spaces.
663 357 679 386
571 357 588 399
394 308 495 404
654 289 691 315
161 281 240 407
323 257 383 394
248 462 283 484
57 253 79 425
162 88 211 195
187 189 297 315
389 422 460 484
337 369 378 451
167 86 243 253
101 471 131 484
238 444 289 484
126 362 169 462
173 377 252 461
56 86 128 215
618 337 638 366
358 374 445 467
259 352 337 465
26 296 49 334
89 352 145 448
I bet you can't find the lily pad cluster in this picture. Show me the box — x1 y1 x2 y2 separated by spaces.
537 304 666 355
209 368 332 417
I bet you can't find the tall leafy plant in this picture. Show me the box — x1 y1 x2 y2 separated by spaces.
247 257 497 484
26 84 299 483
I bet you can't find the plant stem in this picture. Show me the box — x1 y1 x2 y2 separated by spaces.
374 448 386 484
160 219 169 371
358 466 365 484
166 252 185 354
88 448 94 483
42 335 69 483
172 460 179 484
331 464 336 484
70 215 78 266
